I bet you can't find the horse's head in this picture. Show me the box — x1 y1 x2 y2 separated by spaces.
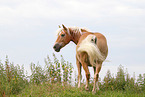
53 24 71 52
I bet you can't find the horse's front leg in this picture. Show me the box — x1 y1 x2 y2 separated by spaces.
92 63 102 93
76 56 82 88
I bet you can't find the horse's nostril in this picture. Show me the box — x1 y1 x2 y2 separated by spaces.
53 45 56 49
53 43 61 52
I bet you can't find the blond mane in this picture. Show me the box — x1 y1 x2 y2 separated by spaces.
56 26 90 36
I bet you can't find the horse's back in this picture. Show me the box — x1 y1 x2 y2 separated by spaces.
94 32 108 58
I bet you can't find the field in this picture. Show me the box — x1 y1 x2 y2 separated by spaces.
11 83 144 97
0 54 145 97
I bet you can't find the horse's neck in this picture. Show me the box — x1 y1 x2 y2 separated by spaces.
69 30 86 44
71 33 81 44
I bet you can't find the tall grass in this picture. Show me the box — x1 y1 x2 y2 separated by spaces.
29 53 73 84
0 54 145 97
0 56 28 96
101 65 145 93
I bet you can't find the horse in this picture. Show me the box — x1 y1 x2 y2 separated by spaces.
53 24 89 52
53 24 108 93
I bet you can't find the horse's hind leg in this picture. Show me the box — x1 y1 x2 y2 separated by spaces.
92 63 102 93
83 63 90 91
93 67 96 74
79 53 90 91
76 55 82 88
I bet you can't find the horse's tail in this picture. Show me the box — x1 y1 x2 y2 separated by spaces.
77 34 105 66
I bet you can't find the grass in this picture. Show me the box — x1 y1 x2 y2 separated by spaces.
10 83 145 97
1 55 145 97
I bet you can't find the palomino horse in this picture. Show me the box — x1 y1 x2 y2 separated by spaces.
53 24 108 93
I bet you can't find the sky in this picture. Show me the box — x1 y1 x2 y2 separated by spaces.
0 0 145 80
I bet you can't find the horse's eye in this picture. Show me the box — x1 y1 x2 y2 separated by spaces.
91 39 94 42
61 34 65 37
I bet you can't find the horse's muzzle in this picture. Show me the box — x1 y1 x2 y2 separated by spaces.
53 43 61 52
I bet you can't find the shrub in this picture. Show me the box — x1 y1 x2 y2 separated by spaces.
1 55 145 96
0 56 28 96
30 63 46 85
30 53 73 84
102 70 115 90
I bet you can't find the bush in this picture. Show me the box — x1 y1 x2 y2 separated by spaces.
30 53 73 84
102 70 115 90
30 63 46 85
0 54 74 96
0 56 28 96
101 65 145 93
0 55 145 96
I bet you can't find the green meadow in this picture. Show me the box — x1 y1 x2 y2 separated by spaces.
0 54 145 97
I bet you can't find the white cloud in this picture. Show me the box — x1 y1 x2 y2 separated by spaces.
0 0 145 26
0 0 145 77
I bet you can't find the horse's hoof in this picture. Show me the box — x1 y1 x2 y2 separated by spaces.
78 85 80 88
92 90 96 94
85 86 89 91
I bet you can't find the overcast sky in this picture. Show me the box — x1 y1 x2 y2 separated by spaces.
0 0 145 80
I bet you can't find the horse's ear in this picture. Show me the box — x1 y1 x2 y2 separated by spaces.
62 24 67 31
58 25 61 28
